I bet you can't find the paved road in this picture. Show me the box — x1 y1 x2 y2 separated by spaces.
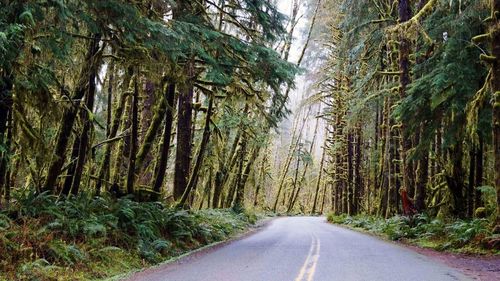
127 217 471 281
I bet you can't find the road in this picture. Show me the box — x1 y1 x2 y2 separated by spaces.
127 217 471 281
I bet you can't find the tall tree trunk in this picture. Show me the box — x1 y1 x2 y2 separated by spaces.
125 72 139 195
490 0 500 230
44 35 101 192
174 63 195 200
152 83 176 201
415 124 429 212
177 96 213 208
68 39 100 195
446 140 466 218
398 0 415 200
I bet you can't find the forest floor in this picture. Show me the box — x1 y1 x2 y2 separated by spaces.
327 214 500 280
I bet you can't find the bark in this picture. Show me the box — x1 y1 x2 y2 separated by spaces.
136 84 167 171
174 66 195 200
0 74 13 200
474 138 484 210
467 145 476 218
177 96 213 208
287 156 301 212
43 34 101 192
152 83 176 201
491 0 500 229
254 152 267 207
125 73 139 195
398 0 415 202
415 124 429 212
446 140 466 218
232 135 247 211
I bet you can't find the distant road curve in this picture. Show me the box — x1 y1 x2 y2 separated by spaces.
126 217 471 281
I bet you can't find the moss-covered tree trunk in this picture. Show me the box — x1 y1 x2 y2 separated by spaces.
152 83 176 201
125 73 139 195
312 136 327 214
43 35 101 192
178 95 213 208
490 0 500 230
398 0 415 202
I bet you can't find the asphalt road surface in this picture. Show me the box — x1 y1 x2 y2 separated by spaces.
127 217 471 281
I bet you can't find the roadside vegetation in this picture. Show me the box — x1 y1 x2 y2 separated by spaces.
327 213 499 255
0 192 257 281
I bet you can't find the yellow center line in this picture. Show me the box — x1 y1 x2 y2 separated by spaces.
306 236 320 281
294 236 316 281
294 235 321 281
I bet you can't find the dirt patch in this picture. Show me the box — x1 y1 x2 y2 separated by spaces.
404 244 500 281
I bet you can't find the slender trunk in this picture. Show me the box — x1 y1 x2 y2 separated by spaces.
232 135 247 212
474 138 484 210
152 83 176 201
321 182 329 214
125 73 139 195
95 67 132 194
467 145 476 218
254 152 267 207
398 0 415 200
69 39 100 195
287 156 301 212
44 34 101 192
354 127 362 215
62 136 80 195
415 124 429 212
347 132 354 215
213 128 242 208
198 169 213 210
312 137 327 214
178 96 213 208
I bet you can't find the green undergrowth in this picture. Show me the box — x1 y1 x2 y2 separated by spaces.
0 192 257 281
327 213 499 255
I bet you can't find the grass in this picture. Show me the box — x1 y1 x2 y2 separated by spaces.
327 213 500 255
0 192 257 280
